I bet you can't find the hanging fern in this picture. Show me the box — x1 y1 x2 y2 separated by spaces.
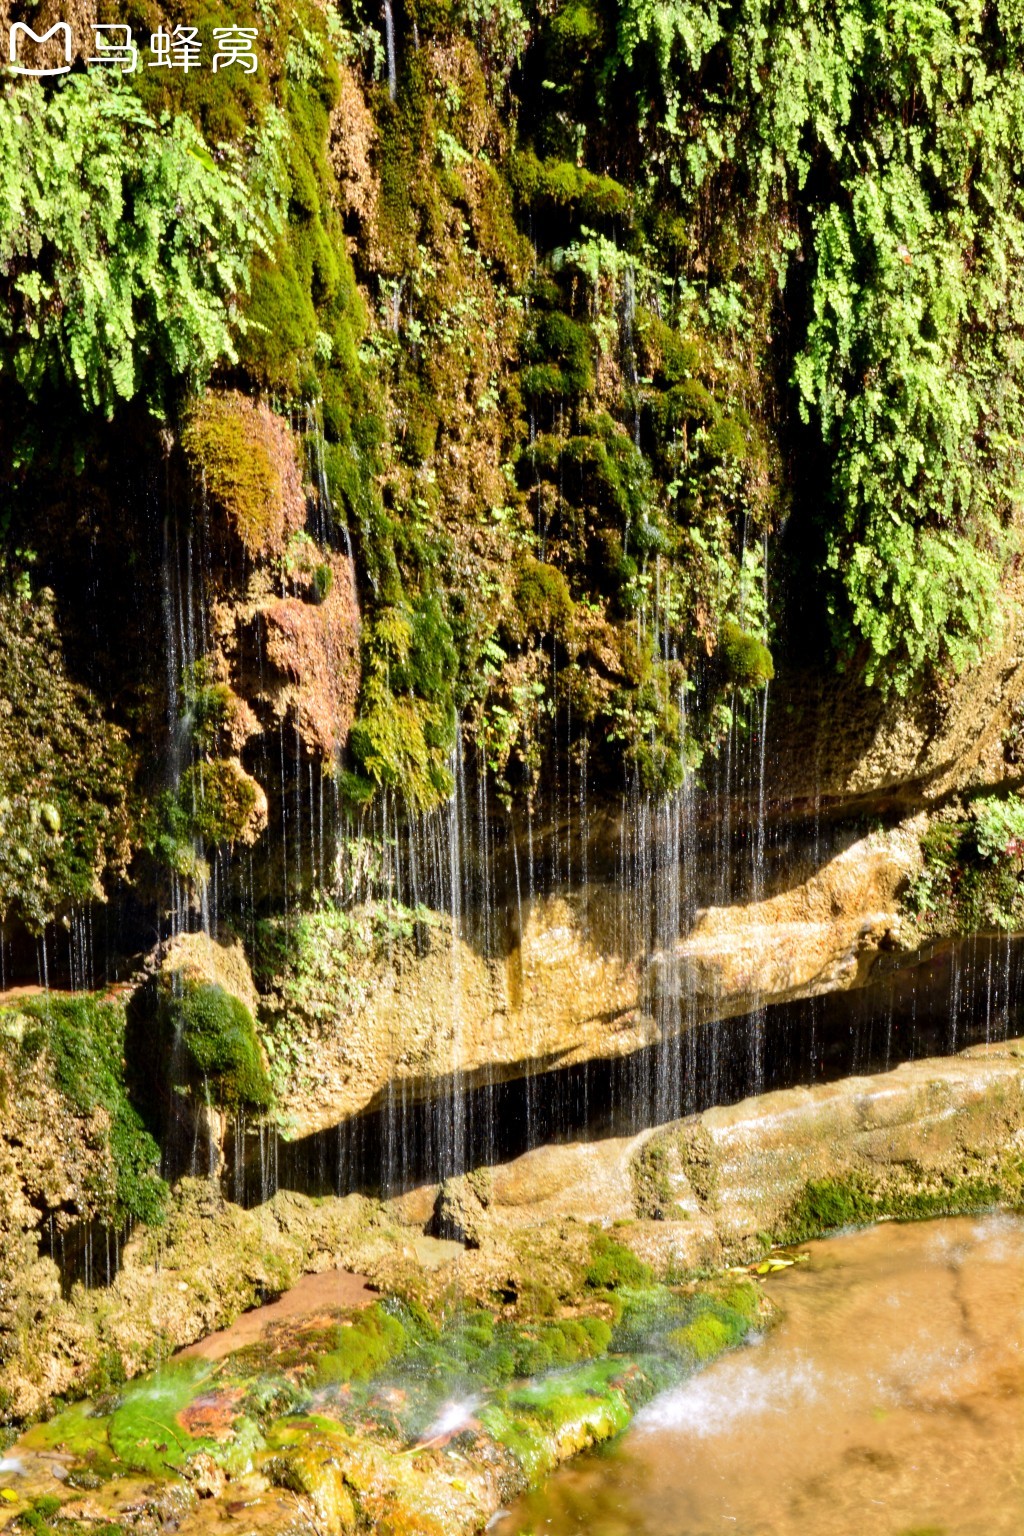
0 73 285 417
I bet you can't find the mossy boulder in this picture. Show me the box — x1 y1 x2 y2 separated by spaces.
506 558 576 645
719 619 775 688
164 979 273 1114
521 311 594 401
178 758 266 849
583 1233 654 1291
180 391 306 559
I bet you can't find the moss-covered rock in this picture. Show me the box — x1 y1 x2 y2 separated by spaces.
178 757 265 848
719 619 774 688
181 390 306 559
163 978 273 1113
0 589 132 933
1 1238 765 1532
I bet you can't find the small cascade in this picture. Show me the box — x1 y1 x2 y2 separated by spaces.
227 929 1024 1207
65 904 96 993
160 485 214 945
620 263 642 445
383 0 397 101
304 401 356 574
443 723 469 1191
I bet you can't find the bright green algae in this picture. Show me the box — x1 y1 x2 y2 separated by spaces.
3 1267 765 1533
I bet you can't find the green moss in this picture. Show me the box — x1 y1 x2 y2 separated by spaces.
239 247 320 396
781 1169 1010 1244
544 0 605 71
784 1175 877 1239
19 1495 65 1533
120 0 273 142
506 558 576 644
164 980 273 1113
659 378 718 430
513 151 630 222
705 416 748 461
345 597 459 811
7 993 166 1227
187 679 234 752
227 30 366 425
720 619 774 688
611 654 688 796
312 1303 410 1386
667 1311 735 1363
108 1361 220 1475
583 1234 653 1291
521 311 594 400
179 759 257 847
311 562 333 603
180 392 283 557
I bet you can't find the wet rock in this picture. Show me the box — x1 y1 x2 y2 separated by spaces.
634 1037 1024 1260
259 826 929 1137
247 551 361 761
648 820 923 1023
155 932 261 1017
433 1172 490 1247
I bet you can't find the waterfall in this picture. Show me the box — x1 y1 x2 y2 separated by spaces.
621 263 641 446
383 0 397 101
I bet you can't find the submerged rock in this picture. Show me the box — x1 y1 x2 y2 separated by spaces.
1 1243 765 1535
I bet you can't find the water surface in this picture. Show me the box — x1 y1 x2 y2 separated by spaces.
498 1215 1024 1535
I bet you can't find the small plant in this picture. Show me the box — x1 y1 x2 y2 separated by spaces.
311 562 333 603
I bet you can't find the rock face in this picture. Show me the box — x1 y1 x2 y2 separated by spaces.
649 819 923 1024
158 931 261 1015
262 823 926 1133
248 554 361 761
0 1177 391 1421
0 1017 121 1407
397 1038 1024 1276
2 1033 1021 1425
766 559 1024 814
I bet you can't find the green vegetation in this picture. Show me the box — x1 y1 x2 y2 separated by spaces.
3 993 166 1227
719 620 774 689
181 392 287 557
782 1168 1013 1243
108 1361 223 1475
2 1210 766 1520
0 74 281 418
584 1234 654 1291
0 0 1021 834
343 598 459 811
611 0 1024 693
905 795 1024 936
162 980 273 1113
